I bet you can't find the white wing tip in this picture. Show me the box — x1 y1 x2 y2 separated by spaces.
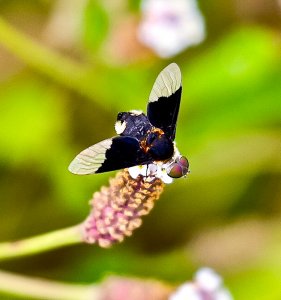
149 63 182 103
68 139 112 175
68 157 100 175
68 160 79 174
166 62 180 73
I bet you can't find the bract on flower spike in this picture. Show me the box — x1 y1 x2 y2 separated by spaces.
70 63 189 246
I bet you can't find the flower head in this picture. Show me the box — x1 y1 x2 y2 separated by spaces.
82 169 165 247
170 268 233 300
138 0 205 58
101 276 172 300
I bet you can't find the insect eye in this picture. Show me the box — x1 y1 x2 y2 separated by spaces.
178 156 189 169
166 156 189 178
167 163 183 178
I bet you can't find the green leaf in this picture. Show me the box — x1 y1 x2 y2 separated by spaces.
0 77 66 165
82 0 109 51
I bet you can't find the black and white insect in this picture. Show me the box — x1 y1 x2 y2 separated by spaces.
69 63 189 183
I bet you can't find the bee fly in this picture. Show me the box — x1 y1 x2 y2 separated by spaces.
69 63 189 182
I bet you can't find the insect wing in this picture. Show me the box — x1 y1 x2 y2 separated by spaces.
68 136 153 175
147 63 182 140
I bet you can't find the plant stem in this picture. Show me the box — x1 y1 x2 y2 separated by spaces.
0 269 100 300
0 17 100 100
0 225 83 261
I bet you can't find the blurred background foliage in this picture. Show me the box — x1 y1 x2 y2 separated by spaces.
0 0 280 299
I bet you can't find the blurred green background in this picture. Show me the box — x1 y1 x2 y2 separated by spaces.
0 0 280 299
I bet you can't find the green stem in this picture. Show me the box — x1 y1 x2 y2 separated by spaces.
0 17 100 100
0 225 83 261
0 269 100 300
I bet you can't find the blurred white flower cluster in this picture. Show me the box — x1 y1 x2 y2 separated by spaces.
138 0 205 58
170 268 233 300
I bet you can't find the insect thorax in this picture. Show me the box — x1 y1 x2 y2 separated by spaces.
116 111 152 140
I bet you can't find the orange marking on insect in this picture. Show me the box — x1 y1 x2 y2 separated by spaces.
140 139 151 153
140 127 165 153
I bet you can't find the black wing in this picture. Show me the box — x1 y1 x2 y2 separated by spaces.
147 63 182 141
68 136 153 175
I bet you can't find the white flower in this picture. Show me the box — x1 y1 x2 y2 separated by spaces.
156 164 174 184
128 165 149 179
128 163 174 184
169 268 233 300
138 0 205 58
170 283 200 300
195 267 222 292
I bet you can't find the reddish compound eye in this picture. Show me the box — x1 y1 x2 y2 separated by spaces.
167 163 183 178
167 156 189 178
179 156 189 168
